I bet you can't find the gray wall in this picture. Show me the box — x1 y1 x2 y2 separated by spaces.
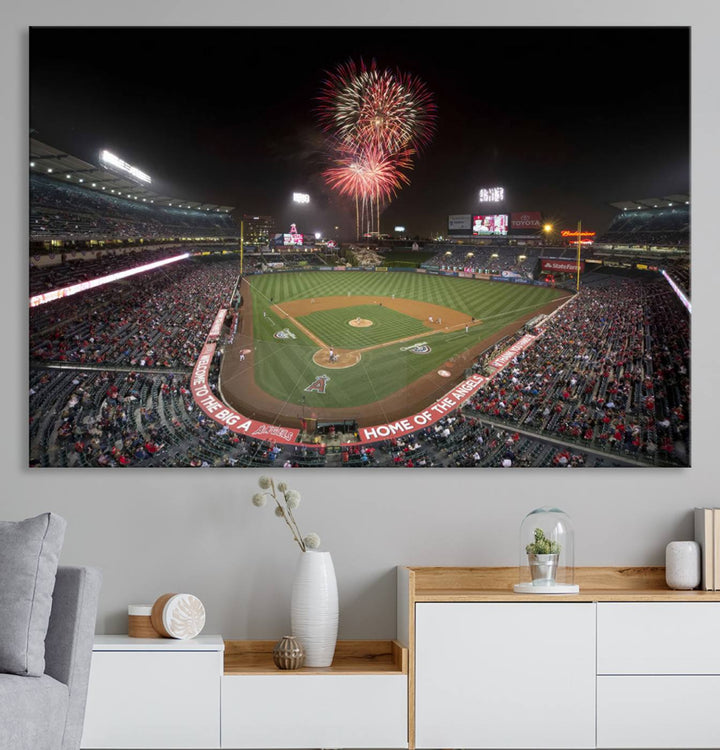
4 1 719 640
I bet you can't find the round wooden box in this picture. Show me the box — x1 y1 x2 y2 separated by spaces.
128 604 161 638
150 592 206 639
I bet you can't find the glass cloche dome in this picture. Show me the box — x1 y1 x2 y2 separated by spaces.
514 506 579 594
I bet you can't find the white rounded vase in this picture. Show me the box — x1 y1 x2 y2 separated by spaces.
291 550 338 667
665 540 701 590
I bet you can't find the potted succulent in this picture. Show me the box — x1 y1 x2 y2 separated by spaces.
525 528 561 585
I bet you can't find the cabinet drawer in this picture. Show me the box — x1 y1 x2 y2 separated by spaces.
597 675 720 748
597 603 720 674
222 674 407 748
81 650 222 748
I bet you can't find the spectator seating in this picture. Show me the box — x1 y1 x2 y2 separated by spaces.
30 174 239 241
596 206 689 248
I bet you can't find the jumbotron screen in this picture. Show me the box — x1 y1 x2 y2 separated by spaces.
283 233 304 246
472 214 508 236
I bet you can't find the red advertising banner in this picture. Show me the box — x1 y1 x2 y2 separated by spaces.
486 333 537 371
510 211 542 230
541 259 585 273
191 341 300 443
207 308 227 340
357 374 488 443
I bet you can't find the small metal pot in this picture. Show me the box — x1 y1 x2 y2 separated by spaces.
528 553 559 585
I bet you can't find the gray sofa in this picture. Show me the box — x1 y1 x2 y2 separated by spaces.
0 566 102 750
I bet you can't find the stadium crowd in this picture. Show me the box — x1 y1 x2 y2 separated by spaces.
31 174 239 241
422 246 542 276
30 258 239 369
29 246 193 294
596 206 690 248
465 273 690 464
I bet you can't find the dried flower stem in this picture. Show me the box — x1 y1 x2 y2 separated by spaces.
251 475 320 552
269 479 306 551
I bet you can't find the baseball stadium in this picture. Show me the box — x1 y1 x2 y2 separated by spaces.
28 139 690 469
28 28 690 469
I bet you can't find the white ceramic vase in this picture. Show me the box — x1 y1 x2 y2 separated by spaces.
290 550 338 667
665 540 701 590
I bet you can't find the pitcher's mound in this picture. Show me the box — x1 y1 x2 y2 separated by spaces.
348 318 373 328
312 349 362 369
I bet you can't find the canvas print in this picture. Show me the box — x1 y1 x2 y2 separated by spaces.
29 27 690 468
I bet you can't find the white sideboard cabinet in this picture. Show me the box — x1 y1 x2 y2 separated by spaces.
400 566 720 750
80 635 224 749
81 637 406 750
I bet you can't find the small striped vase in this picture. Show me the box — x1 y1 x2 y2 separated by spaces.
290 550 338 667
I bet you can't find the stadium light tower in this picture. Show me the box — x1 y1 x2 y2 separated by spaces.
292 192 310 204
543 223 554 246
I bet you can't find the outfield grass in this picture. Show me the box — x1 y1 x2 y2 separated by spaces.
298 304 430 349
244 270 567 410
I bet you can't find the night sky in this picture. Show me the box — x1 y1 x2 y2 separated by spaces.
29 26 690 239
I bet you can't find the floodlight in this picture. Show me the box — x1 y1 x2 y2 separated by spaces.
394 226 405 232
92 183 96 187
315 232 321 239
66 174 71 179
47 168 53 173
100 150 151 184
79 179 84 183
293 192 310 204
30 162 35 167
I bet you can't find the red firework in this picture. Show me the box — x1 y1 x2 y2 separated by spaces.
322 143 413 201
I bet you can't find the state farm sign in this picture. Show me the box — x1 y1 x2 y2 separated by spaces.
511 211 542 230
541 259 585 273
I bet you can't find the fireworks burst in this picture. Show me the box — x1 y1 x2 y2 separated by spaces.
317 58 436 239
317 59 436 154
323 144 413 201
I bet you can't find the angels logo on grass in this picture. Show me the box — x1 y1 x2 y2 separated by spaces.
274 328 297 340
401 341 431 355
305 374 330 394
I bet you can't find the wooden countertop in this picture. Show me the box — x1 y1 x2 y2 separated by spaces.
224 639 407 675
403 566 720 602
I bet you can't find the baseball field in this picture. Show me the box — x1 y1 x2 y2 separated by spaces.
220 270 571 428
